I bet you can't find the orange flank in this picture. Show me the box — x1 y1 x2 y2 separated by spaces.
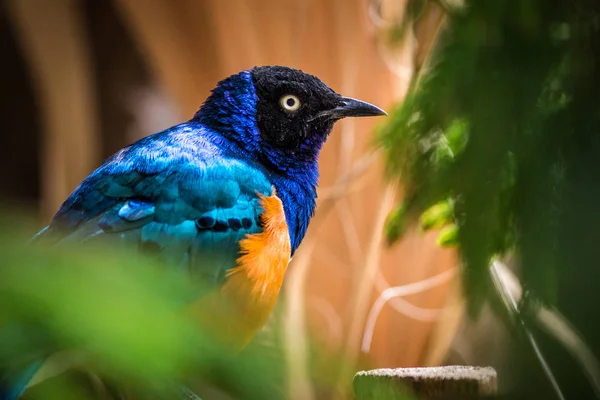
187 189 291 350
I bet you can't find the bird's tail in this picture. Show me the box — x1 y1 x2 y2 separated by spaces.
0 360 43 400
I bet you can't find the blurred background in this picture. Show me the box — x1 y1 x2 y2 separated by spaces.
1 0 599 399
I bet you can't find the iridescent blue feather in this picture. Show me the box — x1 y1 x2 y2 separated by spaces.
2 69 323 399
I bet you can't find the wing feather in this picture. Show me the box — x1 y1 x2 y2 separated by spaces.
36 124 273 293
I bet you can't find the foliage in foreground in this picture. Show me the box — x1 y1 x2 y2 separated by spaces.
379 0 600 314
0 222 284 400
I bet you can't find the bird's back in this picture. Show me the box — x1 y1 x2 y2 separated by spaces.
38 121 275 300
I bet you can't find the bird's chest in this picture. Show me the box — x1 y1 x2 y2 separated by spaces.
186 191 291 350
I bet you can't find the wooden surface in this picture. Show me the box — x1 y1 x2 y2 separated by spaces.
354 366 497 399
6 0 99 217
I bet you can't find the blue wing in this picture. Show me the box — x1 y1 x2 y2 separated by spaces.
40 122 273 291
0 361 44 400
2 122 273 399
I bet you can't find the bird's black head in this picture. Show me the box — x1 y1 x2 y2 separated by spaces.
251 66 386 150
195 66 386 171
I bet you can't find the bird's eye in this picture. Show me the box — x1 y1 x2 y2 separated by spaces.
279 94 301 112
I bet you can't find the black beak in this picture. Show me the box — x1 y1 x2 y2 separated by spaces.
326 97 387 120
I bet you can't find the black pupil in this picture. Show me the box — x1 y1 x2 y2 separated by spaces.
286 97 296 107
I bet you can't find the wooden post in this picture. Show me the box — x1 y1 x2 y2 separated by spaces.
354 366 497 400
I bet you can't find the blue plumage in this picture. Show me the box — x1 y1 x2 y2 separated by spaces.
1 66 385 399
0 361 43 400
48 119 274 294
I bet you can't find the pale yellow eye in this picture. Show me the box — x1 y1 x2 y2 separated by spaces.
279 94 301 112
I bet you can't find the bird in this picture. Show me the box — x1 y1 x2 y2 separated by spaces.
0 65 386 399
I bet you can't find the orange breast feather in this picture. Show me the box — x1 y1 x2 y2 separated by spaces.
187 189 291 350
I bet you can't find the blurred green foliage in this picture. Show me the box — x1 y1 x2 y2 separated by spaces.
378 0 600 316
0 220 285 399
